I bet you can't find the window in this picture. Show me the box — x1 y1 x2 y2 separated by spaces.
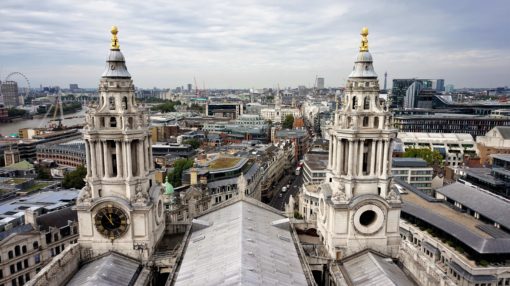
16 261 22 271
363 97 370 110
109 97 115 110
54 233 58 242
21 245 27 254
25 273 30 282
23 259 28 268
122 96 128 110
14 245 20 256
33 241 39 250
34 254 40 264
10 265 15 274
11 279 17 286
352 96 358 109
8 251 13 259
110 117 117 128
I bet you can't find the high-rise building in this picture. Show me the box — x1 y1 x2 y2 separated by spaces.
76 26 165 261
69 83 79 91
391 78 444 108
1 81 19 108
317 27 401 259
317 77 325 89
187 83 192 92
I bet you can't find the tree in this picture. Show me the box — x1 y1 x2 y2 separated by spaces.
35 165 51 180
282 114 294 129
184 138 201 149
62 165 87 189
7 108 27 117
166 158 194 187
153 101 177 113
403 148 443 166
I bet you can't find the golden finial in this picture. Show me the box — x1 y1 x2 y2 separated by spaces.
110 25 120 49
360 27 369 52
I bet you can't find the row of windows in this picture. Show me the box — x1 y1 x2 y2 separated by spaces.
7 242 38 261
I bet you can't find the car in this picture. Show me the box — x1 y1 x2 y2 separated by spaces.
279 193 283 198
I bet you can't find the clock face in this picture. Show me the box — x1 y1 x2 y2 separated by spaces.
94 206 128 240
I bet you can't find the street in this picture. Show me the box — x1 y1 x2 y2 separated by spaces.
268 172 303 211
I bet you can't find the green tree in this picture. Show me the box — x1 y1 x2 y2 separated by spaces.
184 138 201 149
282 114 294 129
153 102 176 113
7 108 27 117
403 148 443 166
35 165 52 180
166 158 194 187
62 165 87 189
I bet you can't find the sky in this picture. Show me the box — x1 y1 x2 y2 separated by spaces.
1 0 509 89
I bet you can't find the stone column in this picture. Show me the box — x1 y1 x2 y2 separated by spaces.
126 141 132 178
138 139 145 176
90 140 97 178
103 141 110 178
376 140 382 176
148 136 154 171
382 140 389 176
370 139 376 176
348 140 354 176
358 139 365 176
144 137 150 172
331 136 336 172
85 140 91 177
337 139 343 175
328 134 333 169
97 140 104 178
115 141 122 178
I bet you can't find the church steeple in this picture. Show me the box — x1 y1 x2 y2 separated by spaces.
77 26 164 261
317 28 400 260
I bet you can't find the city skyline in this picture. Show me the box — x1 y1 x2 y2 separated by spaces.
1 0 509 89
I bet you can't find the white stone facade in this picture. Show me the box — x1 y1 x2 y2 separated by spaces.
76 31 165 261
316 30 401 260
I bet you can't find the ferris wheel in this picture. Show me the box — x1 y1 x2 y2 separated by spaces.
1 72 31 105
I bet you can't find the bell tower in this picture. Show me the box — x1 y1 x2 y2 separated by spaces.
76 26 165 261
317 28 401 260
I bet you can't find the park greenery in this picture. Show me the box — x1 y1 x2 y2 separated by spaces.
153 101 180 113
166 158 194 187
184 138 201 149
37 101 82 115
403 147 443 166
282 114 294 129
7 108 27 117
62 165 87 189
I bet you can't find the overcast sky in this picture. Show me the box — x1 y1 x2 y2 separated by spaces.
1 0 509 89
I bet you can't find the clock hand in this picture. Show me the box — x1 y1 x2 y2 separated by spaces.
105 214 114 225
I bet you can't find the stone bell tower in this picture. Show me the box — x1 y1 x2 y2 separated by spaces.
316 27 401 260
76 26 165 261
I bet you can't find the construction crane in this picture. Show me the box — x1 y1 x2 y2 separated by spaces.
194 77 200 97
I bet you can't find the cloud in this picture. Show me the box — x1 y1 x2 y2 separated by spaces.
0 0 509 88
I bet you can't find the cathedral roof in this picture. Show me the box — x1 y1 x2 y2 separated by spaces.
101 26 131 78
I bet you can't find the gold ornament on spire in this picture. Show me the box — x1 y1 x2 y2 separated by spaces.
110 25 120 49
359 27 369 52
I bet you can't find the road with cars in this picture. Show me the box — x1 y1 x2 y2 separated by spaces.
268 172 303 211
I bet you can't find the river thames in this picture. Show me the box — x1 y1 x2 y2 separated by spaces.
0 108 87 136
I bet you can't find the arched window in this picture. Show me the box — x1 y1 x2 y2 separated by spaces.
8 251 13 259
110 117 117 128
352 96 358 110
363 97 370 110
128 117 134 129
33 242 39 250
363 117 369 127
21 246 27 254
14 245 20 256
109 97 115 110
122 96 128 110
374 117 379 129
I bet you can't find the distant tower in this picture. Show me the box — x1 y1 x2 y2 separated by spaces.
76 26 165 261
384 71 388 90
317 27 401 260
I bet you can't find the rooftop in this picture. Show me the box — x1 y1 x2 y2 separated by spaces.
208 157 242 170
304 153 329 170
174 199 308 286
392 158 429 168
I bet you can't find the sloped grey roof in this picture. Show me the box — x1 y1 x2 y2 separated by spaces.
437 182 510 230
341 252 415 286
392 158 428 168
495 126 510 139
67 252 140 286
402 201 510 254
174 200 308 286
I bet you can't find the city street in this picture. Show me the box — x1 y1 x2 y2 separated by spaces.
268 172 303 211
